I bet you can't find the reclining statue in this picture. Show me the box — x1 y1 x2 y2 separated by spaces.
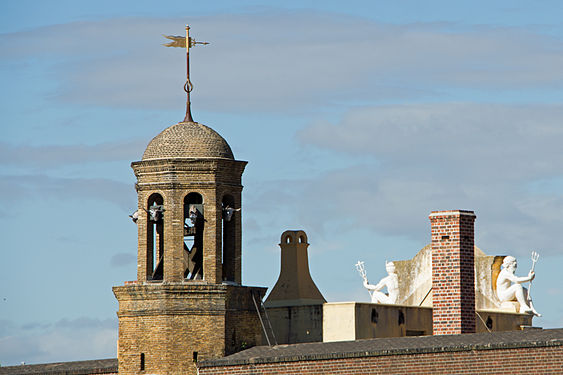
496 255 540 316
363 261 399 304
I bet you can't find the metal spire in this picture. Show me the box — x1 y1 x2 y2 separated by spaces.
163 25 209 122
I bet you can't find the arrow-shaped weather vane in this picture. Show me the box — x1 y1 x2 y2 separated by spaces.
163 25 209 122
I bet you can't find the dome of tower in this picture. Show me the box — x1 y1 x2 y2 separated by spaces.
142 121 234 160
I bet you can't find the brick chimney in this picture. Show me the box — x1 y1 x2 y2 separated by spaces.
430 210 476 335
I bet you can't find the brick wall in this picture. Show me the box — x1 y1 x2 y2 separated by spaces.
430 210 476 335
198 345 563 374
118 123 264 375
131 158 246 284
113 283 266 375
224 286 267 355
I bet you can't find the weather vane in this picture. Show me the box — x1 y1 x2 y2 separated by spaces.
163 25 209 122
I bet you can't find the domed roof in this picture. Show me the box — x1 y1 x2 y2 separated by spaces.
142 121 234 160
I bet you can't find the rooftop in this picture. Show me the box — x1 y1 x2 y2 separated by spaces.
199 328 563 368
0 359 117 375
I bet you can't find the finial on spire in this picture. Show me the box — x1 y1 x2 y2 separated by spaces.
163 25 209 123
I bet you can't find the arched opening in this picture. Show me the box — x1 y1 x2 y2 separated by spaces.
222 195 236 282
184 192 204 280
147 193 164 281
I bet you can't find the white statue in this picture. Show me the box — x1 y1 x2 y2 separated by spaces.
362 261 399 304
496 255 540 316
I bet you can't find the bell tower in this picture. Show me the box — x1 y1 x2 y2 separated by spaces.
113 26 266 375
132 122 245 285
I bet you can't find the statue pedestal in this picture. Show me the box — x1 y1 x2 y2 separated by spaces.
499 301 520 313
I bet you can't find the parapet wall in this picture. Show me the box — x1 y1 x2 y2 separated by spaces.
198 328 563 375
322 302 531 342
323 303 433 341
199 345 563 374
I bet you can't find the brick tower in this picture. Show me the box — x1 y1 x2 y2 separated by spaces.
112 121 266 375
429 210 476 335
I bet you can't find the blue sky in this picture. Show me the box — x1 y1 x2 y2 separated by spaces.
2 0 563 366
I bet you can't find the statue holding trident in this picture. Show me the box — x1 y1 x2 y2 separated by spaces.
163 25 209 122
496 252 541 316
355 261 399 304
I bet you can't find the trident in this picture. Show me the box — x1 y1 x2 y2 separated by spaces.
527 251 540 300
355 261 373 300
355 261 368 282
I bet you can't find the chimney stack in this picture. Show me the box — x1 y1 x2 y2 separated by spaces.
265 230 325 307
430 210 476 335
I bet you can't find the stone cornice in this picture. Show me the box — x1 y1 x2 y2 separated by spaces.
131 158 247 176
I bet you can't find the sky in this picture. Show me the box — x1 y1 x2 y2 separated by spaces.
2 0 563 366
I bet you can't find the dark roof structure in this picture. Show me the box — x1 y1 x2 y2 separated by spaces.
199 328 563 368
0 359 117 375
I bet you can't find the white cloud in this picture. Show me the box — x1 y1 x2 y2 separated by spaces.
2 13 563 113
0 140 146 169
298 102 563 180
0 174 134 212
288 102 563 255
0 318 117 366
252 166 563 257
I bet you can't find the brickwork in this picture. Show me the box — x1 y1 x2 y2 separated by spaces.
198 329 563 374
113 283 266 375
114 119 265 375
224 287 268 355
131 158 246 284
142 122 234 160
198 345 563 374
430 210 476 335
